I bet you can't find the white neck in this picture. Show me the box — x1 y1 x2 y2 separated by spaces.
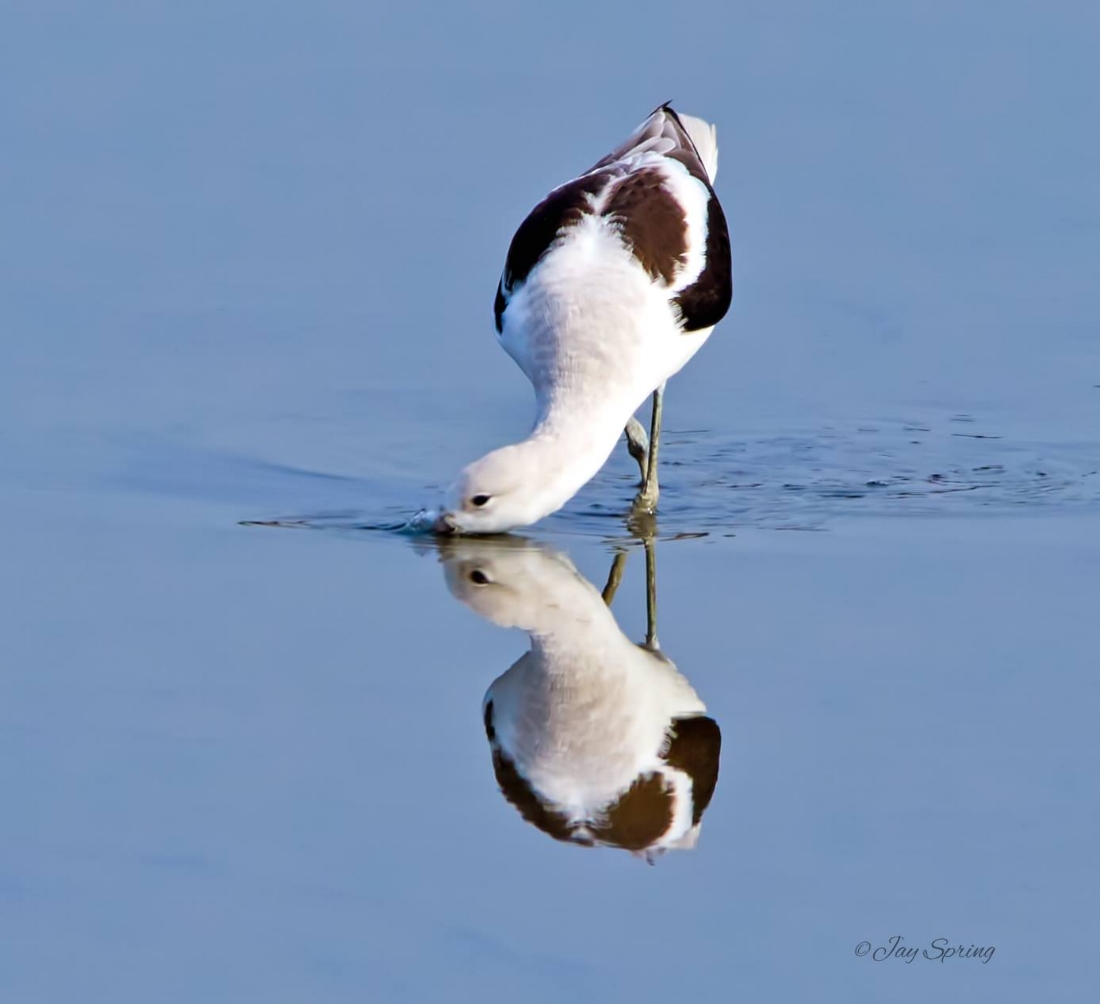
443 364 650 533
513 392 634 522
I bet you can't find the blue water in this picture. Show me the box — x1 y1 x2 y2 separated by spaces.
3 3 1099 1002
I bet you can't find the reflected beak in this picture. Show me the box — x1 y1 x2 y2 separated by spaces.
433 512 459 535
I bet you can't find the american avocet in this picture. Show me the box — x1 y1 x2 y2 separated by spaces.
441 537 721 861
434 103 733 534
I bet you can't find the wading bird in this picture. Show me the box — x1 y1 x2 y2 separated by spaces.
434 103 733 534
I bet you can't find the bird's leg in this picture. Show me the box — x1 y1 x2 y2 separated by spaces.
644 534 659 651
634 383 665 511
601 550 629 606
624 416 649 484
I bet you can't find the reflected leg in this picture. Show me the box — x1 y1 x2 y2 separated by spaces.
601 550 629 606
644 535 659 651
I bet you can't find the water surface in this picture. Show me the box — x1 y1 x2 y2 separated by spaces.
3 3 1099 1002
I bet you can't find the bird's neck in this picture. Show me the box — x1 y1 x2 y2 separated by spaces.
511 395 632 520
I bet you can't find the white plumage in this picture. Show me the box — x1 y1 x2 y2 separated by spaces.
435 104 733 534
442 538 721 860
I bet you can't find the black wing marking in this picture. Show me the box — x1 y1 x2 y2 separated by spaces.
483 699 584 844
673 195 732 333
662 714 722 824
602 166 689 285
498 171 608 289
588 772 675 851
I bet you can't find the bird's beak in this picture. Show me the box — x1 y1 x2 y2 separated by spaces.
433 512 459 535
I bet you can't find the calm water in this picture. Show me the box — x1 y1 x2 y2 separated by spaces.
4 3 1100 1002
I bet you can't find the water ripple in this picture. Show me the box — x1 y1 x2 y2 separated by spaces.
242 419 1100 541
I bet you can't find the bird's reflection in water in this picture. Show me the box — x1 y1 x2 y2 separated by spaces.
441 536 720 863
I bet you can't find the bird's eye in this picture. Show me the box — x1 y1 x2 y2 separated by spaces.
469 569 490 585
471 494 491 507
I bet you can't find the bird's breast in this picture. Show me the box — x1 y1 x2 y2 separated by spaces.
500 221 687 397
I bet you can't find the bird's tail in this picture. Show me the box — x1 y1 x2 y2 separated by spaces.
587 105 721 185
676 113 719 183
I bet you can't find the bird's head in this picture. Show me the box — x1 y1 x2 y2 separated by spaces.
434 444 553 535
439 537 592 630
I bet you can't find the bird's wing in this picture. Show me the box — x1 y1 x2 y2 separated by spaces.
494 105 732 335
595 105 730 332
662 714 721 825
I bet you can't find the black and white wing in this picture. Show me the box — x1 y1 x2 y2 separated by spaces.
494 103 732 335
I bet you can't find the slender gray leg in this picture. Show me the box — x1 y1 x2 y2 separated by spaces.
624 416 649 483
603 536 658 651
634 383 665 511
644 535 659 651
601 550 629 606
